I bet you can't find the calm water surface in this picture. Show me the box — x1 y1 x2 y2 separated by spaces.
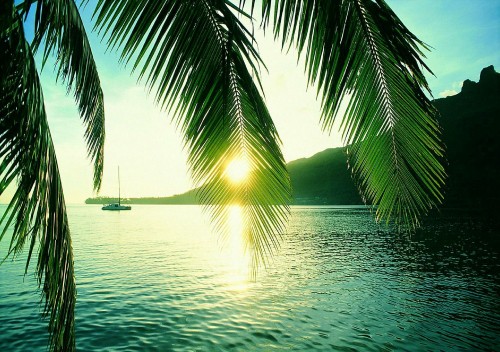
0 205 499 351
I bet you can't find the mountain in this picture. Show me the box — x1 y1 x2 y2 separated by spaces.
434 65 500 209
288 66 500 208
86 66 500 208
287 148 360 204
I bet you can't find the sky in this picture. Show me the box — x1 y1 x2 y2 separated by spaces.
2 0 499 204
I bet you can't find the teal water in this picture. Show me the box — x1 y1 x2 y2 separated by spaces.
0 205 499 351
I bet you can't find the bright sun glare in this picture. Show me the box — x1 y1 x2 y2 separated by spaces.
225 158 250 183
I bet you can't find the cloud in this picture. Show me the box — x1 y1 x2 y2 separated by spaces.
439 89 458 98
438 80 464 98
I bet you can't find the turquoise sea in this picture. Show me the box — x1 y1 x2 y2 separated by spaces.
0 205 499 351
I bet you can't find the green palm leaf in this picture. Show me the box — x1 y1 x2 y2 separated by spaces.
261 0 446 228
26 0 105 190
0 10 76 351
93 0 291 270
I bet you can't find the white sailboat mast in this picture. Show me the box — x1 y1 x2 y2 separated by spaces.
118 166 121 206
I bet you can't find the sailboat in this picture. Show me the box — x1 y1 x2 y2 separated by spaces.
102 167 132 211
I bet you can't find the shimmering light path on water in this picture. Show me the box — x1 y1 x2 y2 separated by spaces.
0 205 499 351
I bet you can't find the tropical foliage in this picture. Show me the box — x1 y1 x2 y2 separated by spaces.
0 0 445 350
0 0 104 350
260 0 445 227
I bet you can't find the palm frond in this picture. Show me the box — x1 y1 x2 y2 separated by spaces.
94 0 291 269
0 10 76 351
25 0 105 190
262 0 446 228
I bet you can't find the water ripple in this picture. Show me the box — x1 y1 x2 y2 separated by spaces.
0 205 499 351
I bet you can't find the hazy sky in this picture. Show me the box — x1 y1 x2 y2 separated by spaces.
2 0 499 204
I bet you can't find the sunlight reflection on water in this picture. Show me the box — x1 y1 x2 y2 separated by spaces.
222 205 251 291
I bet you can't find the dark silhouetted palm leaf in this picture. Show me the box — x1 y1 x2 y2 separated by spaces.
28 0 105 189
94 0 445 246
0 11 76 352
93 0 292 271
1 0 105 350
260 0 446 227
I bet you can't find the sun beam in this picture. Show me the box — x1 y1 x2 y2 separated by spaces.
225 158 250 184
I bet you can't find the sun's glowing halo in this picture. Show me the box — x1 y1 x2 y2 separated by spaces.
225 158 250 184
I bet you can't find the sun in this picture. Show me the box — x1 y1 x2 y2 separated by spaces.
225 158 250 184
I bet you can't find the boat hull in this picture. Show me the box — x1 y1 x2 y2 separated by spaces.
102 203 132 211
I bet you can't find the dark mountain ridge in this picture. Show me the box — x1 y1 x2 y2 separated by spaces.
434 65 500 209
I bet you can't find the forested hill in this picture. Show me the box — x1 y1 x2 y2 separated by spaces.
286 147 359 204
87 66 500 208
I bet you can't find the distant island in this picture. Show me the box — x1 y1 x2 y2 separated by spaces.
87 66 500 208
85 192 197 205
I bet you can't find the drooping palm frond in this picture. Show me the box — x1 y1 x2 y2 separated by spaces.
93 0 291 269
20 0 106 190
261 0 446 228
0 10 76 352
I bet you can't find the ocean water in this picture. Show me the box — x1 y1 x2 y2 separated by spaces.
0 205 499 351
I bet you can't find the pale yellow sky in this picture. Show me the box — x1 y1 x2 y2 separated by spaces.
26 27 339 204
